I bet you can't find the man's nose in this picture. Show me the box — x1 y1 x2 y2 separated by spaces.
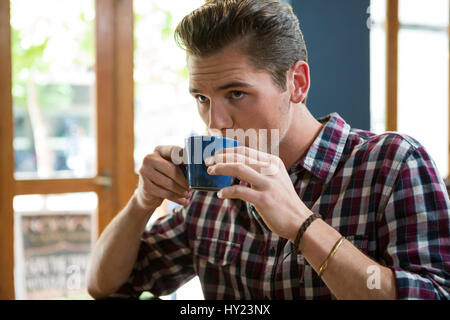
208 101 233 133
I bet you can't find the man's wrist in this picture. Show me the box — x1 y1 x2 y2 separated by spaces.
290 212 322 252
130 191 157 218
298 217 342 263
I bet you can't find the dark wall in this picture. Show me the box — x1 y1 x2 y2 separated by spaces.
291 0 371 130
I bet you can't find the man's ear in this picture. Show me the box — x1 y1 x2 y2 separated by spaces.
288 61 310 104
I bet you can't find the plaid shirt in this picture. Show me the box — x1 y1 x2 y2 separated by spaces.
113 113 450 300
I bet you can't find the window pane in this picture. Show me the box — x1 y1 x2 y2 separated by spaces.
370 0 386 24
14 193 97 300
399 0 449 27
133 0 205 169
397 29 448 178
11 0 96 179
133 0 205 300
370 24 386 134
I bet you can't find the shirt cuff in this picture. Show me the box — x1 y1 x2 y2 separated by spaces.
390 266 448 300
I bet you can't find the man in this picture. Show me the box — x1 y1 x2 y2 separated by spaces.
87 0 450 299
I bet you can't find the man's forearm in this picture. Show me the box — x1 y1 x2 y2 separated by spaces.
86 194 156 299
297 218 397 300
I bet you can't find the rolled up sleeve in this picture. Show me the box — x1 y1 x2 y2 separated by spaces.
110 206 195 299
380 146 450 300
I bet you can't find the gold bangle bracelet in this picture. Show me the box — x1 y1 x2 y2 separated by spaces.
318 236 346 277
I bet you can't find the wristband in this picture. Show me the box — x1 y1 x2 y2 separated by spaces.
293 213 322 254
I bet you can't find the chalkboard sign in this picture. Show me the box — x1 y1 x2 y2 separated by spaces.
15 211 94 299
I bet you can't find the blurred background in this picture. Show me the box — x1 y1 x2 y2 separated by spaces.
0 0 448 300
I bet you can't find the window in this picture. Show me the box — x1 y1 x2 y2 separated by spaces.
11 0 96 180
14 193 97 299
1 0 136 299
397 0 449 178
10 0 97 300
370 0 449 178
133 0 205 300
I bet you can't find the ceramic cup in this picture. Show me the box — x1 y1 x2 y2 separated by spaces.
183 135 238 191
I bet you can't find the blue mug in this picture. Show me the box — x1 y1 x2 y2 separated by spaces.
184 136 238 191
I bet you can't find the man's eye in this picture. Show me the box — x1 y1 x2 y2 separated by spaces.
196 95 209 103
231 91 246 100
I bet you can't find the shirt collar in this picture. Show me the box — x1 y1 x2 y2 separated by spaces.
288 112 351 184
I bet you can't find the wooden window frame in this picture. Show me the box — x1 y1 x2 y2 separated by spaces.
385 0 399 133
0 0 15 300
0 0 136 299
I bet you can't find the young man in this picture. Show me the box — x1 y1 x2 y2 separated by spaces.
87 0 450 299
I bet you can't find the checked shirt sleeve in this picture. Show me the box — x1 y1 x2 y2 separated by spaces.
110 206 196 298
380 144 450 300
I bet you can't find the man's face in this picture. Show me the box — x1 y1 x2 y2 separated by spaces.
187 45 293 152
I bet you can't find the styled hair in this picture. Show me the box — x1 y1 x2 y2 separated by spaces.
174 0 308 91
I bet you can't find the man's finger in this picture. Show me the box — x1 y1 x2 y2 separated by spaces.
213 146 273 163
207 152 274 175
147 152 189 190
143 166 190 197
208 162 264 187
155 145 183 161
217 184 258 204
142 177 190 207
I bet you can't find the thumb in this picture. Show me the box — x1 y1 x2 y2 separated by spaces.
155 145 185 164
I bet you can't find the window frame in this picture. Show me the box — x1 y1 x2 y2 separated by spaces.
385 0 450 178
0 0 136 299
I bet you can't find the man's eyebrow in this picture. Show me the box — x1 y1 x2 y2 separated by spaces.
217 81 253 91
189 81 253 94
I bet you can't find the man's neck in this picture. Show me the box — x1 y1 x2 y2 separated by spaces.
278 103 324 170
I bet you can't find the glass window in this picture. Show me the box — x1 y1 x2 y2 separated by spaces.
370 0 386 24
399 0 449 27
14 193 97 299
370 0 387 134
371 0 449 178
133 0 205 170
11 0 96 180
133 0 205 300
397 28 448 178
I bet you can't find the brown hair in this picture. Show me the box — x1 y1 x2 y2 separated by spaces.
174 0 308 91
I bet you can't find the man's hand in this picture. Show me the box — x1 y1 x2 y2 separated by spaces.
205 146 312 241
134 145 191 212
